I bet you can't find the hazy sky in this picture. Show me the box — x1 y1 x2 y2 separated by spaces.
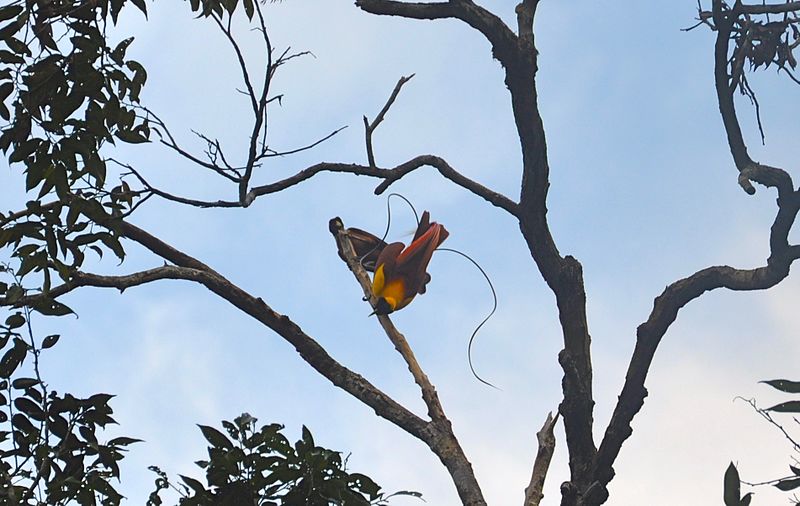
3 1 800 505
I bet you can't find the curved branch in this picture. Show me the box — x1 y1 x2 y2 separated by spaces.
119 155 517 214
364 74 415 168
213 12 259 116
247 156 519 214
142 107 244 182
372 155 519 215
713 1 754 178
738 1 800 15
711 0 796 198
0 266 191 307
264 126 347 158
119 162 242 208
595 242 800 487
355 0 517 64
593 5 800 487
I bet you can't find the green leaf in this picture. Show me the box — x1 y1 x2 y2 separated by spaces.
11 377 38 389
107 436 143 446
5 313 24 329
761 379 800 394
32 298 74 317
0 5 23 23
724 462 741 506
198 424 234 450
741 492 753 506
301 425 314 447
6 36 30 56
242 0 254 19
88 392 114 407
111 37 134 65
130 0 148 17
0 339 26 378
115 128 149 144
0 81 12 101
11 412 34 434
0 49 22 64
222 0 238 15
0 20 21 41
41 334 59 349
5 284 23 303
766 401 800 413
9 138 40 163
179 474 207 495
776 478 800 491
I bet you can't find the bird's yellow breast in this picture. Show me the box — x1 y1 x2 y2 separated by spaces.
372 264 415 311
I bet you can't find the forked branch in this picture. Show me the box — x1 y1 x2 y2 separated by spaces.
363 74 415 167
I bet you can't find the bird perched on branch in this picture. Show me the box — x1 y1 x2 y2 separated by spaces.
349 211 448 315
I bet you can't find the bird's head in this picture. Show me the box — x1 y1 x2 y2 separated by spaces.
370 296 397 316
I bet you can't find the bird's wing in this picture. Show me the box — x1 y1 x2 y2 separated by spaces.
347 227 387 272
395 222 447 294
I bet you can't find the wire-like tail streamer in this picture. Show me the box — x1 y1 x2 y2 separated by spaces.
437 247 499 390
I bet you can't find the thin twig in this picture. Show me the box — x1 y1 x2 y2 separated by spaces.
364 74 415 167
264 126 347 158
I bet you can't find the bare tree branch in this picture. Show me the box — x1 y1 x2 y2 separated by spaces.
595 240 800 488
524 411 559 506
265 126 347 158
363 74 415 167
35 220 440 445
738 1 800 15
371 155 519 215
0 266 206 307
592 0 800 495
143 108 244 182
0 201 61 227
239 1 272 204
116 161 243 208
245 156 519 214
213 12 259 116
115 155 517 213
355 0 517 62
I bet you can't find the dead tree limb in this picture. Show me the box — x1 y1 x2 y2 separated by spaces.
363 74 415 168
524 411 559 506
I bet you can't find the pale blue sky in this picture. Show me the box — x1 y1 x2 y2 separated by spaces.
2 1 800 505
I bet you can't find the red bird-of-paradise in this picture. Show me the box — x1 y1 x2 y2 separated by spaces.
371 211 448 315
350 211 448 316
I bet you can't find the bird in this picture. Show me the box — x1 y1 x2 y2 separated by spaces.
368 211 448 315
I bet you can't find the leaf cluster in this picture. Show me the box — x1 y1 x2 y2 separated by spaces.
0 0 151 299
147 413 421 506
732 15 800 75
0 307 140 505
760 379 800 497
